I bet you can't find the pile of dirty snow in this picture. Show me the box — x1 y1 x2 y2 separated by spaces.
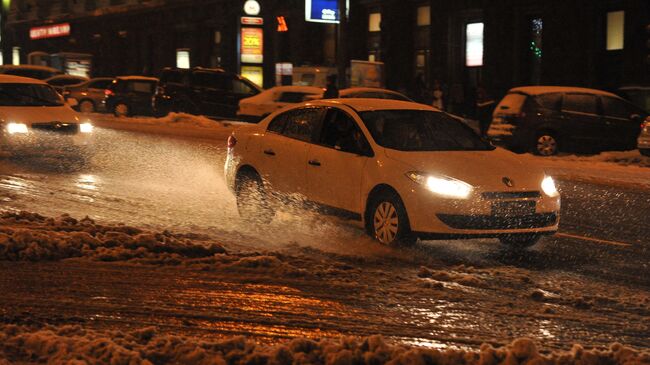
545 150 650 168
0 324 647 365
0 211 309 276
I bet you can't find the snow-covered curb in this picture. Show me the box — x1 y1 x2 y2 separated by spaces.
1 324 647 365
89 112 247 141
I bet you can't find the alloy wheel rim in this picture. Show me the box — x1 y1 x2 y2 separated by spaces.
373 201 398 244
80 101 94 113
116 104 128 116
537 135 557 156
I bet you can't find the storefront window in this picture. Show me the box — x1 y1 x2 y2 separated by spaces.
465 22 483 67
176 49 190 69
606 11 624 51
369 13 381 32
417 6 430 26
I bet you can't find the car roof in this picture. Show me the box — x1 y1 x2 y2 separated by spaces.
116 76 159 82
341 87 401 94
509 86 618 97
0 74 48 84
305 98 435 112
45 75 88 81
0 64 61 72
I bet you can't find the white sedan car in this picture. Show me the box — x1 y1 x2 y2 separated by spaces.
237 86 324 122
0 75 93 158
225 99 560 248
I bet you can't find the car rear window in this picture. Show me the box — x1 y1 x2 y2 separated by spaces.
533 93 561 110
129 81 155 93
160 70 187 84
494 92 527 115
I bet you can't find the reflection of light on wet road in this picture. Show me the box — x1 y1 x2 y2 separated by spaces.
75 174 99 191
538 320 556 339
0 175 32 192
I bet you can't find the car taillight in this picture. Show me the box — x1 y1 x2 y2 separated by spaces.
227 134 237 149
104 89 114 97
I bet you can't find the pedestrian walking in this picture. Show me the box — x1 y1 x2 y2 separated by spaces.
323 75 339 99
431 80 444 110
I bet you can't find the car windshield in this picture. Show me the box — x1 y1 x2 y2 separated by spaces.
360 109 494 151
0 83 64 106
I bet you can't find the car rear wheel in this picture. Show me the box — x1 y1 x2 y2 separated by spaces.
235 172 274 224
79 100 95 113
114 103 129 117
366 191 416 246
534 132 559 156
640 149 650 157
499 234 541 249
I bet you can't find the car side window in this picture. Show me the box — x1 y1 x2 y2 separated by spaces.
282 108 324 142
129 81 155 93
533 93 561 110
318 108 371 155
601 96 632 119
563 94 598 115
277 92 311 103
90 80 112 89
192 72 225 90
267 112 289 134
232 79 255 95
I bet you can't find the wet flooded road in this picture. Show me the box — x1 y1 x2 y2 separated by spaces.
0 127 649 350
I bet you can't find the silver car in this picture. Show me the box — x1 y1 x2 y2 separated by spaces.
62 77 114 113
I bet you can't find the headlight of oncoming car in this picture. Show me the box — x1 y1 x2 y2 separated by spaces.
541 176 559 197
406 171 473 199
79 122 94 133
6 122 28 134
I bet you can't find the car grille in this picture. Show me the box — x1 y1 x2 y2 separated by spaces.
481 191 541 200
31 122 79 135
436 213 558 230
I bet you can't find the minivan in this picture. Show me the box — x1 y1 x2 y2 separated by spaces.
489 86 648 155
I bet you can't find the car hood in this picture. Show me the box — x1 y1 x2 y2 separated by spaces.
383 147 547 191
0 106 81 126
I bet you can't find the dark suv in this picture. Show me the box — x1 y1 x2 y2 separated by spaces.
152 67 261 119
488 86 648 156
104 76 159 117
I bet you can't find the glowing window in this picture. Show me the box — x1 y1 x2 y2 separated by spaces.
465 22 484 67
369 13 381 32
12 47 20 65
176 49 190 69
606 11 624 51
417 6 430 26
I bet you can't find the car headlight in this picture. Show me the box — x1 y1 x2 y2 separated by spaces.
6 122 28 134
541 176 559 197
406 171 473 199
79 122 93 133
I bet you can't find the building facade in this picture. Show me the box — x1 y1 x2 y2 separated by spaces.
1 0 648 98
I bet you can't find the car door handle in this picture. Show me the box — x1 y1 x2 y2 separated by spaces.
263 149 276 156
308 159 321 166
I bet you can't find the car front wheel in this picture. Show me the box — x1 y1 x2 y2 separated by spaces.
79 100 95 113
366 191 416 246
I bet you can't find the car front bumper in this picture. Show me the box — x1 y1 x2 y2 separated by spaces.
401 186 561 237
1 130 93 157
638 133 650 150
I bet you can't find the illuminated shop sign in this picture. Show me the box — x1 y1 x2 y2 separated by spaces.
241 65 263 88
240 27 263 64
30 23 71 40
305 0 349 24
241 16 264 25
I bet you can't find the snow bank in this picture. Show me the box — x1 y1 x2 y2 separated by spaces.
544 150 650 168
0 324 647 365
0 211 309 276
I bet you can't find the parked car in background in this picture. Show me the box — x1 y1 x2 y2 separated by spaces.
225 99 560 248
0 75 93 159
488 86 647 156
104 76 158 117
0 65 63 80
617 86 650 113
237 85 324 122
152 67 261 119
62 77 114 113
638 118 650 157
339 87 413 101
45 75 88 93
